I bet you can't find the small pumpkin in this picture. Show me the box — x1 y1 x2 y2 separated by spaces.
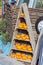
18 23 23 28
16 52 21 59
21 34 25 37
18 23 27 29
27 55 32 60
16 43 21 50
23 23 27 29
16 34 21 38
21 34 26 40
21 53 27 60
10 53 15 58
24 26 27 29
26 35 30 39
27 45 32 51
20 13 25 17
21 44 27 50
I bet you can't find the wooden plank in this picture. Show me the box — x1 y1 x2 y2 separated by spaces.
31 30 43 65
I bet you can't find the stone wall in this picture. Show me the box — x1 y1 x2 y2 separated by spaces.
5 3 19 39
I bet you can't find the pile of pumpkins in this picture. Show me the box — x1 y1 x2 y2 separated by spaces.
18 22 27 29
16 43 32 51
10 13 33 61
16 33 30 40
10 52 32 60
18 12 27 29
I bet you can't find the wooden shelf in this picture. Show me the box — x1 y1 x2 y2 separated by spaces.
11 45 33 54
16 27 28 31
14 39 31 45
11 49 33 63
19 16 25 19
16 28 29 35
16 58 31 63
14 38 30 42
10 3 36 63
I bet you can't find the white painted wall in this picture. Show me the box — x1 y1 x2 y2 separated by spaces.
28 0 35 8
16 0 19 5
17 0 36 8
17 0 38 8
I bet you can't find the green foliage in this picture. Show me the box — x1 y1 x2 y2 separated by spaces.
0 18 7 33
0 18 11 44
0 31 2 35
2 32 10 45
0 0 1 1
0 2 2 6
36 1 43 8
0 18 2 23
0 18 10 45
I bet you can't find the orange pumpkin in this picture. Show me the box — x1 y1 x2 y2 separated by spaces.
16 34 21 38
21 53 27 60
21 34 26 40
10 53 15 58
18 22 27 29
27 55 32 60
24 25 27 29
18 23 23 28
20 13 25 17
16 43 21 50
21 44 27 50
26 35 29 39
23 23 27 29
16 52 21 59
21 34 30 40
21 33 25 37
27 45 32 51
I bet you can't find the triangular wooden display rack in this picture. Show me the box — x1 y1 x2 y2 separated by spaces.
10 3 36 63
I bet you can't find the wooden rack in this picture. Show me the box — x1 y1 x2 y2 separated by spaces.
10 3 36 63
